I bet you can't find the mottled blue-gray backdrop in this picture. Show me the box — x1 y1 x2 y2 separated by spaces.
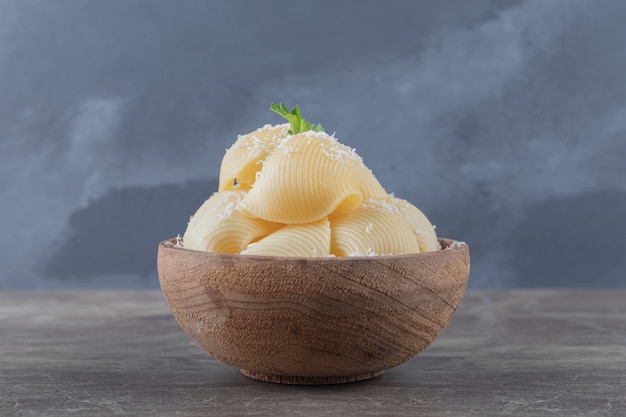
1 0 625 288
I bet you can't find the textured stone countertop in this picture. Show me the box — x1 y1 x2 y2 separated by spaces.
1 290 624 416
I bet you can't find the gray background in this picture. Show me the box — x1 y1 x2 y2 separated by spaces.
1 0 625 289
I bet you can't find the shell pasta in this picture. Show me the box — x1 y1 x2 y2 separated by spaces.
330 199 420 256
392 197 440 252
238 131 387 224
183 190 282 253
182 104 438 257
218 124 289 192
241 218 331 257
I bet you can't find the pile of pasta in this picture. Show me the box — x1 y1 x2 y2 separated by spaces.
183 124 439 257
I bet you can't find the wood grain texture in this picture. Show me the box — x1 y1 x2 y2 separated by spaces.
157 238 470 384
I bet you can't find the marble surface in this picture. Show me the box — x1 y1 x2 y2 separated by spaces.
1 1 626 289
1 290 624 416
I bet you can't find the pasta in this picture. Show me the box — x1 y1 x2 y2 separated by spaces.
238 131 387 224
241 218 331 257
218 124 289 192
182 103 439 257
330 199 420 256
392 197 439 252
183 190 283 253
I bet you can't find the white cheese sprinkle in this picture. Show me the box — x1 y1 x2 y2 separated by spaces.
349 248 378 257
446 241 467 250
364 198 400 214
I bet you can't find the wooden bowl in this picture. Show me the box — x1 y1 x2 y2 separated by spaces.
157 238 470 385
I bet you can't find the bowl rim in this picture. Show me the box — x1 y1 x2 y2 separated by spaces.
158 237 468 262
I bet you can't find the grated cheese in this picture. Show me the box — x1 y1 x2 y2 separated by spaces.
446 241 467 250
363 198 400 214
349 248 378 257
277 144 295 154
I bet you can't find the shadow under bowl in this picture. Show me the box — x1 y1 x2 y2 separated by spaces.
157 237 470 384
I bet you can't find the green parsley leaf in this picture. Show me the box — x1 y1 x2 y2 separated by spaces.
270 103 323 135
